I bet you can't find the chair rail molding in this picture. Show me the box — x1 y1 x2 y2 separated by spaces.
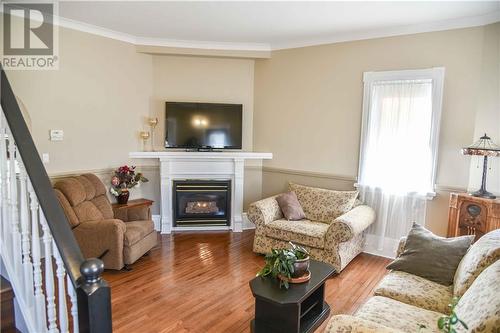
129 151 272 233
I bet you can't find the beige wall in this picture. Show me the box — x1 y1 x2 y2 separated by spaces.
4 24 262 214
468 23 500 195
254 24 500 235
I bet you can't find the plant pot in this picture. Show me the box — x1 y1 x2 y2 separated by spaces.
117 191 130 204
292 256 310 278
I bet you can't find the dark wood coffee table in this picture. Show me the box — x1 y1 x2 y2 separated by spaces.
249 260 335 333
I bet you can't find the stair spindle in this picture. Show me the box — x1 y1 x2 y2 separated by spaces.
40 211 58 332
54 244 69 333
29 180 47 332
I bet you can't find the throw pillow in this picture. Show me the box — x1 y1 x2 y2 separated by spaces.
288 182 358 223
276 192 306 221
387 223 474 286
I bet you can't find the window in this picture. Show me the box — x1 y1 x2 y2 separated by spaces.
358 68 445 196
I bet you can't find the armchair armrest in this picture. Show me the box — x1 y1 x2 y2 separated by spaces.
247 196 283 227
325 205 375 244
325 315 404 333
73 219 126 270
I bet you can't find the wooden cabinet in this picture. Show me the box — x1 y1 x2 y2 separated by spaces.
448 193 500 241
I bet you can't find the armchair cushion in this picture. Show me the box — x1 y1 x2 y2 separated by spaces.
374 270 453 314
289 183 358 223
355 296 442 333
263 219 328 248
124 220 155 246
325 315 404 333
453 229 500 297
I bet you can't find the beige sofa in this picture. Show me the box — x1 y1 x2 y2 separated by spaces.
247 183 375 272
54 173 158 270
324 229 500 333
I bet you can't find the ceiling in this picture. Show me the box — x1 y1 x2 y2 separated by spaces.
57 1 500 50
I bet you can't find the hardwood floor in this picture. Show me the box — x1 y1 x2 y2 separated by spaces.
103 231 390 333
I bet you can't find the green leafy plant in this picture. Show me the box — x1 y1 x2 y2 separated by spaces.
437 297 468 333
256 242 309 289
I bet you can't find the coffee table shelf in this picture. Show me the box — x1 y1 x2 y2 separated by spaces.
249 260 335 333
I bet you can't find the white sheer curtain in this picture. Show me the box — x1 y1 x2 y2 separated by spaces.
358 71 444 254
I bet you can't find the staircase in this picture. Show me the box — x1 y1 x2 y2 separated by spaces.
0 66 113 333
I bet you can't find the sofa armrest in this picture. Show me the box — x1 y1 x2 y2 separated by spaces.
325 205 375 244
396 236 407 257
247 196 283 227
325 315 404 333
73 219 126 270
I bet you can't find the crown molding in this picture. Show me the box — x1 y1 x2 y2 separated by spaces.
27 10 500 53
57 15 271 52
271 10 500 50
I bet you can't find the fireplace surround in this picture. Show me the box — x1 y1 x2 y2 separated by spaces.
129 151 272 233
173 180 231 227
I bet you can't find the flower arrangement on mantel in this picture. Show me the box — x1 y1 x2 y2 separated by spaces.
110 165 148 204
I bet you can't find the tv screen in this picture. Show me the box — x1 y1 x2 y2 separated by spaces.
165 102 243 149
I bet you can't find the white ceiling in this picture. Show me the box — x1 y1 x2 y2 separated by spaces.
58 1 500 50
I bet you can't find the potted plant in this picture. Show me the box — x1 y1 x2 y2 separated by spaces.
110 165 148 204
256 242 310 289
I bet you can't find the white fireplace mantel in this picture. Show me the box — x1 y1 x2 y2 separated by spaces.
129 151 272 233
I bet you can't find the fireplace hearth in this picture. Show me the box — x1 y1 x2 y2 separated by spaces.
173 180 231 227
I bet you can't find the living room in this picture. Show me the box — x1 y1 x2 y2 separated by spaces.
0 1 499 333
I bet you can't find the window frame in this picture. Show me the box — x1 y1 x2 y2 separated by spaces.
358 67 445 198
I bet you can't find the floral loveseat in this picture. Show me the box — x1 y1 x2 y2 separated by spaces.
324 229 500 332
247 183 375 272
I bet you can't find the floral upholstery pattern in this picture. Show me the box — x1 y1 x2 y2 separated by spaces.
453 229 500 297
325 315 404 333
355 296 442 333
262 219 329 248
323 230 500 333
248 194 374 272
289 183 358 223
455 260 500 333
374 271 453 314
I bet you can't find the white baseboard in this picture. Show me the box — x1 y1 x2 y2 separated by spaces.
363 234 398 259
152 215 161 232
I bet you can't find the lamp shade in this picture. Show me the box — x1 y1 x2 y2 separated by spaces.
461 134 500 157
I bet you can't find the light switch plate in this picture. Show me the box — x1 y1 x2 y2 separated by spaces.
42 153 50 163
50 129 64 141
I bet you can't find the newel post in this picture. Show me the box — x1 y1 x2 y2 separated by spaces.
77 258 112 333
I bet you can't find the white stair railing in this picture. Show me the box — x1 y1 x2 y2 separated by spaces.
0 109 79 333
1 67 111 333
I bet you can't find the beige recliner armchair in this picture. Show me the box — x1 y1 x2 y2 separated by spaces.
54 173 157 270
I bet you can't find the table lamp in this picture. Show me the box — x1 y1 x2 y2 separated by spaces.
461 133 500 199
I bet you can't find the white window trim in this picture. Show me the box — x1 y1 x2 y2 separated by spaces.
357 67 445 199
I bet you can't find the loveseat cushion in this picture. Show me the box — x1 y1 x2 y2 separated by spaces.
124 220 155 246
355 296 442 333
288 183 358 223
453 229 500 297
455 260 500 333
374 271 453 314
262 219 328 248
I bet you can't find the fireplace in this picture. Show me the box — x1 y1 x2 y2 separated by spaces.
173 180 231 227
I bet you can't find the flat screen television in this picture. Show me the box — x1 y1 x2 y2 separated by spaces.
165 102 243 150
